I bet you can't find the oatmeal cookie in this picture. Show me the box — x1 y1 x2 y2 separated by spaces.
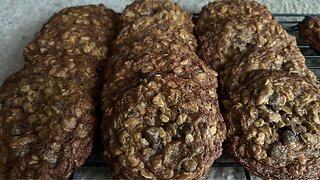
100 1 226 179
102 73 225 179
224 70 320 179
0 75 95 179
0 5 118 179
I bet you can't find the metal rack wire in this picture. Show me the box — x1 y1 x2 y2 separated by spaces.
276 14 320 80
70 14 320 180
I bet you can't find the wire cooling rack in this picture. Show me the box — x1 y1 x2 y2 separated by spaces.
70 14 320 180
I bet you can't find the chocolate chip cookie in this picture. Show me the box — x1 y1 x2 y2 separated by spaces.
224 70 320 179
102 73 225 179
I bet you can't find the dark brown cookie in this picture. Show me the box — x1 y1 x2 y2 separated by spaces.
299 16 320 53
224 70 320 179
195 0 273 36
197 16 296 72
220 45 318 98
0 4 118 179
100 1 226 178
4 55 101 97
102 73 225 179
23 5 118 68
101 51 219 118
121 0 193 32
0 75 95 179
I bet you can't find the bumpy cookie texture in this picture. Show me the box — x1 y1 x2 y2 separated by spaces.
195 0 273 36
0 5 118 179
0 75 95 179
113 18 197 53
101 51 218 118
299 16 320 53
121 0 193 32
23 5 118 68
102 74 226 179
224 70 320 179
220 45 318 98
5 55 101 97
197 16 296 72
101 0 226 179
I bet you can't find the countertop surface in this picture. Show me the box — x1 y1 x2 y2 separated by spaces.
1 1 320 180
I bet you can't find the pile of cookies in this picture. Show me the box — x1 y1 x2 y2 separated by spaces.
1 0 320 179
196 0 320 179
0 5 117 179
100 0 226 179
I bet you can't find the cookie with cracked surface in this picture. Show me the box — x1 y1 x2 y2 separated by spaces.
0 75 95 179
195 0 273 36
220 45 318 98
101 73 225 179
224 70 320 179
121 0 193 32
299 16 320 53
23 5 118 68
197 16 296 72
